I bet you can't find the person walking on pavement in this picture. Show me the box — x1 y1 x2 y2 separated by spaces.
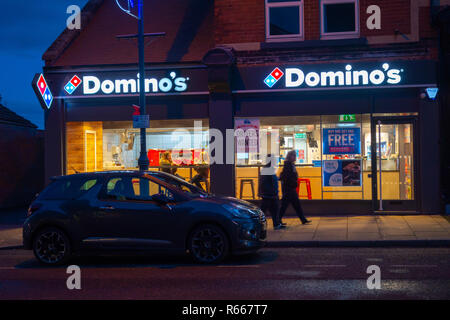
279 150 311 225
259 155 285 230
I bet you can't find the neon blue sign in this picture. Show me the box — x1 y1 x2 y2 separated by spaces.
426 87 438 100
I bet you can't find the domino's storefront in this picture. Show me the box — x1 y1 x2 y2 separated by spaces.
33 56 441 215
230 59 441 214
33 64 213 190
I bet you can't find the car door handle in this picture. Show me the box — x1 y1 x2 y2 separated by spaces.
99 206 115 210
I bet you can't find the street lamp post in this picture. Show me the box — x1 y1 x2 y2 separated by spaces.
137 0 148 171
115 0 165 171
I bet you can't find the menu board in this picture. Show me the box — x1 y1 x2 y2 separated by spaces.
323 160 362 187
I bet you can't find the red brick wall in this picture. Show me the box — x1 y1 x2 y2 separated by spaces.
419 6 437 39
214 0 437 44
304 0 320 40
214 0 265 44
360 0 411 37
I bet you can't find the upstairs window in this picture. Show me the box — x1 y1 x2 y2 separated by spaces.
266 0 303 41
321 0 359 40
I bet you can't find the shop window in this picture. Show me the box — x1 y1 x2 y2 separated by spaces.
234 115 375 201
66 121 103 175
66 120 210 188
321 114 365 200
235 116 322 201
266 0 303 41
321 0 359 40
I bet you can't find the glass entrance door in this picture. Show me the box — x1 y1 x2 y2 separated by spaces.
370 117 417 212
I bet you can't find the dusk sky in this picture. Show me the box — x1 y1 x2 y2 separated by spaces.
0 0 89 129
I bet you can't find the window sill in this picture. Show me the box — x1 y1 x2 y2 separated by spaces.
260 38 367 50
265 36 304 43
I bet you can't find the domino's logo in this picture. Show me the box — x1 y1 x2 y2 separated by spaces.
64 75 82 94
264 67 284 88
36 74 53 109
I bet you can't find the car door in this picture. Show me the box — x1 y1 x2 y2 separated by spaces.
86 175 177 249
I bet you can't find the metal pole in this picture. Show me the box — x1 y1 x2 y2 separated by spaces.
378 120 383 211
137 0 149 171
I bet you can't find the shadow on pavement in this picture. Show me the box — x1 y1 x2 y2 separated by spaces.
15 250 279 270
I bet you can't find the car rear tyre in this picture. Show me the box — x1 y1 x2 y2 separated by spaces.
188 224 229 264
33 227 71 265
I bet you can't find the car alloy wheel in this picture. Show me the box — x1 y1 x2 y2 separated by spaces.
189 225 229 264
33 228 71 265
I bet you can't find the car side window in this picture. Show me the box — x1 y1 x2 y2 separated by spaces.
102 177 174 202
132 178 174 201
103 177 134 201
40 178 98 200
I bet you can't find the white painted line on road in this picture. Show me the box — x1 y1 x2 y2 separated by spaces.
303 265 347 268
217 265 260 268
366 258 383 262
391 265 438 268
389 269 410 274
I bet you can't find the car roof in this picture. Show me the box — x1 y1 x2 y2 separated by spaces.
51 170 166 180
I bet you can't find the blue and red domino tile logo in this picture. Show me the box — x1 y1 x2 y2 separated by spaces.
264 67 284 88
36 74 53 109
64 75 82 94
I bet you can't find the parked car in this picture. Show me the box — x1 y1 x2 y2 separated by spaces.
23 171 266 265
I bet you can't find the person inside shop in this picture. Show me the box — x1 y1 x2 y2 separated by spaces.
259 154 285 230
279 150 311 225
160 151 173 174
190 165 209 192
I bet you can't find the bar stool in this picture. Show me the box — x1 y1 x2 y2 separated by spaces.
296 178 312 200
240 179 256 199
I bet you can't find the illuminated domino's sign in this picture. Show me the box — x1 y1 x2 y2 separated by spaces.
36 74 53 108
66 72 189 95
64 75 82 94
263 63 403 89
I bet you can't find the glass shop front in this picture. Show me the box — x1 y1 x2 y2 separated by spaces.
234 114 416 205
36 59 440 214
230 60 440 214
65 119 211 191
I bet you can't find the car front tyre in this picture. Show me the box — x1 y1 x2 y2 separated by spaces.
188 224 229 264
33 227 72 265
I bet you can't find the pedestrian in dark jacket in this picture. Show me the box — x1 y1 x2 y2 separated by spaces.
259 155 285 230
279 150 311 225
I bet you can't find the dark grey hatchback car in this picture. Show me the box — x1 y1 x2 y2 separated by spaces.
23 171 266 265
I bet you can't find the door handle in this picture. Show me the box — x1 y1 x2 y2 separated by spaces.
99 206 115 210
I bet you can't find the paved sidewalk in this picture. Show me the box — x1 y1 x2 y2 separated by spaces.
1 210 450 249
0 226 22 249
0 207 26 249
267 215 450 246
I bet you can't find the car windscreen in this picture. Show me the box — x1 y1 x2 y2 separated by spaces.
39 178 98 200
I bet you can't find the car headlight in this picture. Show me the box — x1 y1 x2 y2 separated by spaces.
223 204 254 219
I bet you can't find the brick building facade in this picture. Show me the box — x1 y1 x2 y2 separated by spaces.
34 0 449 214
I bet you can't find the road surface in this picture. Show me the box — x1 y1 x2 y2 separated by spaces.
0 247 449 299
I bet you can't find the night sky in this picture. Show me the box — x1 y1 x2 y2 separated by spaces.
0 0 89 129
